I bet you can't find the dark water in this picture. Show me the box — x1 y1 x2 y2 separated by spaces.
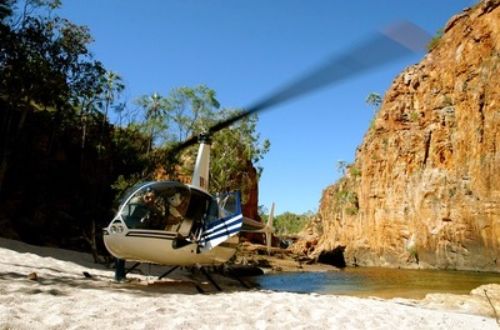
252 267 500 299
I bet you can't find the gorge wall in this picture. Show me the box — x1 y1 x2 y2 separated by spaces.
311 1 499 271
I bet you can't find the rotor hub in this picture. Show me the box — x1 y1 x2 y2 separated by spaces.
198 133 212 145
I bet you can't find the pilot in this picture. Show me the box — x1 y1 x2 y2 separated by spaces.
135 188 166 230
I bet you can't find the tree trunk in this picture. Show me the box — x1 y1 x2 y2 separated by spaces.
0 155 9 193
83 219 102 264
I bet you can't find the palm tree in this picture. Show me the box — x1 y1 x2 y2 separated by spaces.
336 160 348 175
135 92 167 153
78 94 101 151
101 70 125 127
366 92 382 114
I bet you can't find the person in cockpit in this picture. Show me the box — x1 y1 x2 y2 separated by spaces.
130 188 166 230
164 192 185 231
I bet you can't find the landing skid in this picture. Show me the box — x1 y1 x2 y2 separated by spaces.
113 258 251 292
158 265 179 280
198 265 222 291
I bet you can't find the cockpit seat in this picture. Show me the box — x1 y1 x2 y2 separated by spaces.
176 217 194 237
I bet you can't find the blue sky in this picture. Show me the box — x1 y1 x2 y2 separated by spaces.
60 0 475 215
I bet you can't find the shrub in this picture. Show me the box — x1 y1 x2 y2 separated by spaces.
427 28 444 52
350 167 361 177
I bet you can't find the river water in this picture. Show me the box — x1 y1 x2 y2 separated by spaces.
252 267 500 299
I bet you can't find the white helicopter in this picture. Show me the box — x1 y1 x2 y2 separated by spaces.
102 21 430 284
103 132 274 287
103 133 273 269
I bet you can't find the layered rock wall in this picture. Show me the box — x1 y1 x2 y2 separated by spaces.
314 1 499 271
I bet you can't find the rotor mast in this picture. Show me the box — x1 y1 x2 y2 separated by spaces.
191 133 211 191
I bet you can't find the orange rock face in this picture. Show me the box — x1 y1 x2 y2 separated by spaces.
315 1 499 271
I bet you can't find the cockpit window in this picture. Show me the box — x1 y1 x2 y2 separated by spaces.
119 182 190 231
218 192 239 217
115 182 153 209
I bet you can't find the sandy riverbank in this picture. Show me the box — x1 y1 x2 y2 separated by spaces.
0 238 498 329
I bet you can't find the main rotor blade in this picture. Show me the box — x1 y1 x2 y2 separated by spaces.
172 21 430 152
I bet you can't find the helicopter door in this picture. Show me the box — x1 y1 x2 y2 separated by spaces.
177 189 208 237
198 191 243 252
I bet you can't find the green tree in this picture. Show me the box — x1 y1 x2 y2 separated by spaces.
366 92 382 114
0 0 129 261
0 0 13 20
0 0 105 188
73 64 106 154
148 85 271 197
209 109 270 195
165 85 221 142
100 70 125 127
336 160 348 175
273 211 313 235
135 92 169 153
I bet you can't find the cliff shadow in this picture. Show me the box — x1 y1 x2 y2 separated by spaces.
317 245 346 268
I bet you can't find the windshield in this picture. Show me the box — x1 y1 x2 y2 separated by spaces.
119 182 190 231
115 181 154 209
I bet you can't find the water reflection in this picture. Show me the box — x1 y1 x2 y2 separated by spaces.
252 267 500 299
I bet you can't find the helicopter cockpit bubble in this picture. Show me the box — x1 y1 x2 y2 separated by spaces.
117 182 191 231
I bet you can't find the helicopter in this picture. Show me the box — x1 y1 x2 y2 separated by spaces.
103 133 274 286
103 133 269 268
102 21 430 284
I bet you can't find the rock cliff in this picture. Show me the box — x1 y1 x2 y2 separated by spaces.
311 1 499 271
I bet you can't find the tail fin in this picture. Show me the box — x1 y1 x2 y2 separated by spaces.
265 203 275 255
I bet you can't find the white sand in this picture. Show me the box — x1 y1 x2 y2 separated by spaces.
0 238 497 330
